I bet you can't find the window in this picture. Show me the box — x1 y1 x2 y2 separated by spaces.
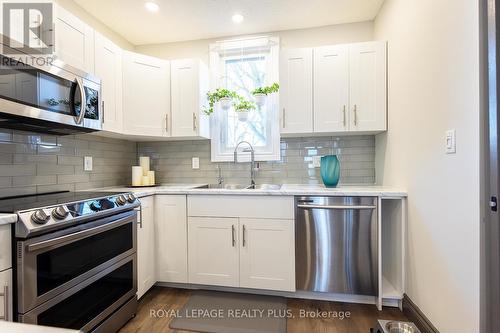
210 37 280 162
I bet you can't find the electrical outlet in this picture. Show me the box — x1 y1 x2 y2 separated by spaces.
192 157 200 169
312 156 322 168
84 156 93 171
445 130 456 154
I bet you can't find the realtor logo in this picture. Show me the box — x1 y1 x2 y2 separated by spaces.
2 2 54 55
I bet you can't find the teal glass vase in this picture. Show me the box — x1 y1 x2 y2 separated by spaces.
320 155 340 188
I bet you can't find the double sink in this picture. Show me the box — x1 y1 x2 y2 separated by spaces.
195 184 282 190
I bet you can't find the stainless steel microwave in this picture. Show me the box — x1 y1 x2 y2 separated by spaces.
0 45 102 135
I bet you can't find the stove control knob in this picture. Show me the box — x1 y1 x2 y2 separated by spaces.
31 209 49 225
116 195 127 206
126 194 136 203
52 206 69 220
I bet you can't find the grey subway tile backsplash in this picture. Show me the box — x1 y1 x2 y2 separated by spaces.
0 129 137 198
138 136 376 185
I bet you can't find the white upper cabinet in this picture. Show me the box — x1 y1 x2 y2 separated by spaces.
170 59 210 138
54 5 94 73
313 45 350 133
94 33 122 133
280 48 313 134
155 195 188 284
349 41 387 132
122 51 170 137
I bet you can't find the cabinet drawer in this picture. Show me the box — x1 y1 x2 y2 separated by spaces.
0 225 11 272
187 195 294 219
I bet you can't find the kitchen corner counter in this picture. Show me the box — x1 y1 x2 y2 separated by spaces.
0 213 17 225
92 184 407 198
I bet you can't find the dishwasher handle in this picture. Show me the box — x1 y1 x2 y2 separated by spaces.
297 204 376 210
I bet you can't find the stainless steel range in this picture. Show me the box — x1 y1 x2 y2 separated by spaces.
0 191 140 333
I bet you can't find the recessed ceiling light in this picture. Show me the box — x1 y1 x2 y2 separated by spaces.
145 1 159 12
232 14 244 24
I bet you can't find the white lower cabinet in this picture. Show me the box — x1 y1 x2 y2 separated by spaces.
239 219 295 292
155 195 188 283
0 269 13 322
187 213 295 292
137 196 155 299
188 217 239 287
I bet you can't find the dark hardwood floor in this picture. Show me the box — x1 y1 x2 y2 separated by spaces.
119 287 407 333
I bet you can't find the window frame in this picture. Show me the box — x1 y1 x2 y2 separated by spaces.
209 36 280 162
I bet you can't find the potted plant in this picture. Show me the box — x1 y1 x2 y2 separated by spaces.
233 99 256 122
252 82 280 106
204 88 239 115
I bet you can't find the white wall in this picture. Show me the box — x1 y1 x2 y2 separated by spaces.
374 0 480 332
135 21 374 64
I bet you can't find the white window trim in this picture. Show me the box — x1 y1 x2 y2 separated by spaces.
209 36 280 162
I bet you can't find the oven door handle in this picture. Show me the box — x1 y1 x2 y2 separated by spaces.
27 215 133 252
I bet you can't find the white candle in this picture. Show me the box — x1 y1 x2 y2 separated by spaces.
148 171 155 185
139 156 150 176
142 176 150 186
132 166 143 186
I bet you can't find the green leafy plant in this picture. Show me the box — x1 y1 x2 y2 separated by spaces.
252 82 280 96
234 98 256 112
204 88 239 115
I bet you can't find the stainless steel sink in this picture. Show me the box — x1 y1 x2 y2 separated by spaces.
247 184 282 190
195 184 282 190
195 184 250 190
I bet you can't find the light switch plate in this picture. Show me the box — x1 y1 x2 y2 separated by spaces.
84 156 93 171
192 157 200 169
445 130 456 154
312 156 322 168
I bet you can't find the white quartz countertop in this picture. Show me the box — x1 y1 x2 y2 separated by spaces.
0 322 81 333
0 213 17 225
93 183 407 198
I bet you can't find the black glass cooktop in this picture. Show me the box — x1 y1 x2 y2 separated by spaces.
0 191 126 213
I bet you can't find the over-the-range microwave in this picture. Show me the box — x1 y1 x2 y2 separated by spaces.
0 43 102 135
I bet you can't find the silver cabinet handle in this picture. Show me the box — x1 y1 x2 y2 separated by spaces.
342 105 346 127
74 77 86 125
353 104 358 126
231 225 236 247
282 108 286 128
0 285 8 321
101 100 105 123
165 114 169 132
242 224 246 247
193 113 197 131
135 206 143 229
297 204 376 210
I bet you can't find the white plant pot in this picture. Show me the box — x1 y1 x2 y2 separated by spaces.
219 97 232 110
254 93 267 107
236 109 250 122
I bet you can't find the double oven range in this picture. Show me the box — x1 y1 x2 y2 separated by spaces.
0 191 140 333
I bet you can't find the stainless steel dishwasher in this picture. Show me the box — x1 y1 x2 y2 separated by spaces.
295 196 378 296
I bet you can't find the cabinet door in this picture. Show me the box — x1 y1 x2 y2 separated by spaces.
95 33 122 133
240 219 295 292
349 41 387 132
137 196 155 299
188 217 239 287
171 59 209 138
0 269 13 322
122 51 170 137
54 5 94 73
314 45 350 133
280 48 313 134
155 195 188 283
0 225 11 272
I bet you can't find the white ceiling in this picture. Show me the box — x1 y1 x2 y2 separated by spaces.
73 0 385 45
